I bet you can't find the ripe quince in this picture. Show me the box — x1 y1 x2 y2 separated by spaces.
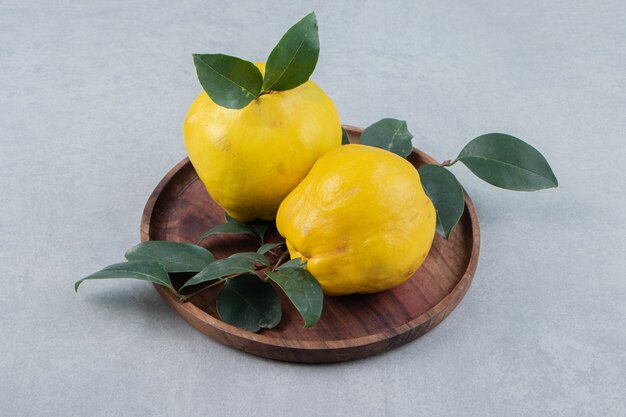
183 63 341 222
277 144 436 295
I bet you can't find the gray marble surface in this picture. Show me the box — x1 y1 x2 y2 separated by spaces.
1 1 625 416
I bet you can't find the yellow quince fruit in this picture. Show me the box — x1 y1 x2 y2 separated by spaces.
183 62 341 222
276 144 436 295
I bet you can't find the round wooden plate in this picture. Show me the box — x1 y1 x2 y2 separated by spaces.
141 125 480 363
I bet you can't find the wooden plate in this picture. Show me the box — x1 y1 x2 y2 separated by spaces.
141 125 480 363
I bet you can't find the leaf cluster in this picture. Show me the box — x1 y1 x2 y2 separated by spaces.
76 218 323 333
353 120 558 238
193 13 319 109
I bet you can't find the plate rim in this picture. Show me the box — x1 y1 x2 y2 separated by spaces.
141 125 480 356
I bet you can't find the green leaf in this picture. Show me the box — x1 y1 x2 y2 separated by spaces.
341 127 350 145
262 12 319 92
216 273 282 332
224 212 273 243
455 133 558 191
227 252 270 267
257 242 284 254
197 222 258 245
246 221 273 243
125 241 214 273
278 257 307 270
224 212 238 223
75 261 171 292
266 268 323 328
359 118 413 157
418 164 465 239
192 53 262 109
179 254 257 290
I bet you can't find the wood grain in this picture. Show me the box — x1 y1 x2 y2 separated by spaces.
141 125 480 363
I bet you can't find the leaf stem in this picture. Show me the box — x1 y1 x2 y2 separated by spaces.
178 249 289 302
440 159 455 167
272 251 290 272
179 276 232 302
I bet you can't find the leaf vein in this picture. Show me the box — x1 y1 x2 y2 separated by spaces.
460 155 555 182
202 59 257 98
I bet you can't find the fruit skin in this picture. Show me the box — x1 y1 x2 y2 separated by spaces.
183 62 341 222
276 144 436 296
